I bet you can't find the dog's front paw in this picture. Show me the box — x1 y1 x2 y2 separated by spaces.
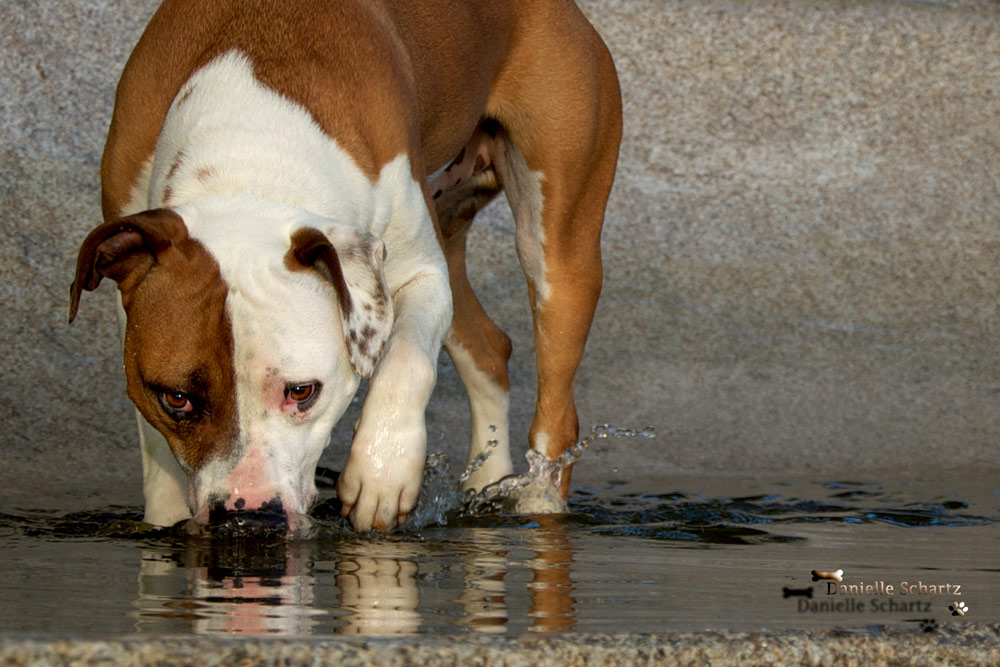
337 446 424 531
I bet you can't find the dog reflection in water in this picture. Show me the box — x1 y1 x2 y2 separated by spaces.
135 539 320 635
133 521 574 635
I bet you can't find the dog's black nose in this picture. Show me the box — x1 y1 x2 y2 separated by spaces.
207 497 288 537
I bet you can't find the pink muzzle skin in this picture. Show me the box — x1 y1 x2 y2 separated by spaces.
185 448 318 538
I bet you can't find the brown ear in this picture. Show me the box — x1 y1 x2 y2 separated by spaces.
288 226 393 378
289 226 353 319
69 209 187 322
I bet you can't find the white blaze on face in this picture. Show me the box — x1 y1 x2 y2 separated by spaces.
145 49 448 527
146 50 386 519
175 198 361 518
226 264 359 515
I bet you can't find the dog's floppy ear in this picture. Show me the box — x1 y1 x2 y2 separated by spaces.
288 226 393 378
69 209 188 322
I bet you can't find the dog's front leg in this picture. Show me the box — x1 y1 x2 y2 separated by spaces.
337 269 452 531
137 412 192 526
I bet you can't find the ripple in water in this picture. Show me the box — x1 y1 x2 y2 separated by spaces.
1 425 996 544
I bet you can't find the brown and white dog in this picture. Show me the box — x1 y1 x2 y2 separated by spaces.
69 0 622 532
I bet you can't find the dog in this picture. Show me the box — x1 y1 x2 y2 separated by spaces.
69 0 622 532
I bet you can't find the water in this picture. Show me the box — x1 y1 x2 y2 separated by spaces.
412 424 658 524
0 430 998 637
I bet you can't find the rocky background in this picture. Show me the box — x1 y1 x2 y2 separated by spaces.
2 0 997 509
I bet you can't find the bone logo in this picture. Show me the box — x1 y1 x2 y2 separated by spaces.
811 568 844 583
782 586 813 599
950 601 969 616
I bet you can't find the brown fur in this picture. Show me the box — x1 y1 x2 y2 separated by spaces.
102 0 518 217
94 0 622 502
71 209 237 471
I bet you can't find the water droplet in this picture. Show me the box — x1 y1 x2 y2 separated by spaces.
404 423 658 529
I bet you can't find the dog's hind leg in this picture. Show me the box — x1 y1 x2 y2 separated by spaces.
487 2 623 498
434 142 514 492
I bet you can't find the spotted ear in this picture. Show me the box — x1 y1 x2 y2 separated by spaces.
69 209 187 322
288 227 393 378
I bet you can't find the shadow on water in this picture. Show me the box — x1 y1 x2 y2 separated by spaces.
1 429 998 636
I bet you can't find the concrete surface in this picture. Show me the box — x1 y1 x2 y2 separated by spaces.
1 0 998 502
1 0 998 662
2 625 999 665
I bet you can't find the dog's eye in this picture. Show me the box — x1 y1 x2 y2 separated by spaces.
285 382 321 411
159 391 196 419
287 384 313 401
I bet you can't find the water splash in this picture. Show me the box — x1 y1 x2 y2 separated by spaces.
554 424 657 481
405 424 656 528
466 424 656 517
458 437 499 486
402 451 469 529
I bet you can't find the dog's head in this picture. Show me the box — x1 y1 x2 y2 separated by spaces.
69 202 393 533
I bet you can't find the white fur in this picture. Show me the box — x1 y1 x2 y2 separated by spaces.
125 50 451 530
124 157 153 216
335 152 453 529
497 141 550 305
136 408 192 525
443 337 514 491
150 51 372 220
175 196 364 523
493 138 552 459
532 431 554 459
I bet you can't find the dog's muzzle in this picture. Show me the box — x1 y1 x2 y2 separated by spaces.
186 497 312 538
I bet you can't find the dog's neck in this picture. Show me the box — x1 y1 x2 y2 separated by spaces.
148 50 373 222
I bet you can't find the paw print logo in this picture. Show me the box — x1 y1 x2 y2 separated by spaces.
949 601 969 616
917 618 939 633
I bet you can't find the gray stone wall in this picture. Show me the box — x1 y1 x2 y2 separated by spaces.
1 0 997 508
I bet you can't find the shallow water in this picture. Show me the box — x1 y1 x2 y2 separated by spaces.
1 470 997 637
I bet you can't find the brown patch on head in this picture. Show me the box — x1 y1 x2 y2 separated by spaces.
166 154 184 180
98 1 517 219
71 209 238 471
160 152 186 205
124 240 238 471
285 227 352 319
284 226 393 378
175 85 195 108
195 166 216 183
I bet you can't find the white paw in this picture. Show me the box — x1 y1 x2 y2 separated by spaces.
337 446 424 531
509 483 569 515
